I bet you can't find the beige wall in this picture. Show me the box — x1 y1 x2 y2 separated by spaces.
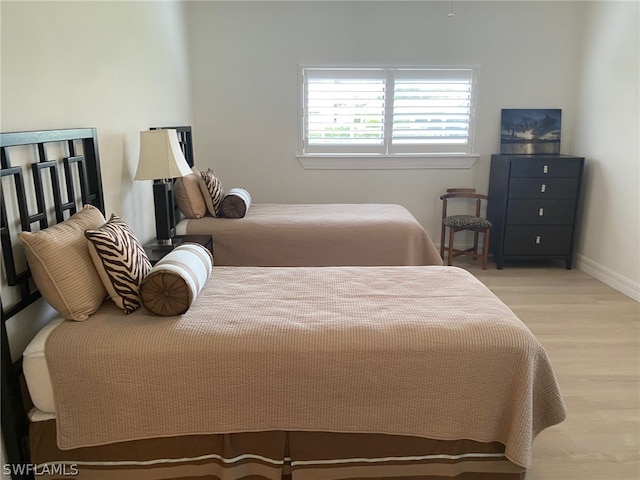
185 0 587 221
571 1 639 300
185 1 585 249
1 0 192 243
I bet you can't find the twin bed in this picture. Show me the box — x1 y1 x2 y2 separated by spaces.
165 126 443 267
0 127 566 480
176 203 442 267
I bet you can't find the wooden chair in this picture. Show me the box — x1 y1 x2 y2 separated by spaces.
440 188 492 270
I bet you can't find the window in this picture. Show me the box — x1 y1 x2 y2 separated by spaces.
299 67 479 167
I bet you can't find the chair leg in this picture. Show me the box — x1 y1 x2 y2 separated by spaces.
447 228 455 266
473 231 479 261
440 223 446 260
482 229 490 270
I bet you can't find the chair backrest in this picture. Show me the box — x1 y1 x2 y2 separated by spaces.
440 188 489 219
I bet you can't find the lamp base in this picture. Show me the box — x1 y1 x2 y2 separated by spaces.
147 237 184 251
153 180 177 245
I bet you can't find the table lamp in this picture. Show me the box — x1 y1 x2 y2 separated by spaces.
135 129 192 249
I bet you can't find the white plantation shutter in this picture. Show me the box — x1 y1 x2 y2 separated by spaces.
304 69 386 154
391 69 474 154
301 67 477 156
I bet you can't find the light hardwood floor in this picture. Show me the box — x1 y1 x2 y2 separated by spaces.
454 257 640 480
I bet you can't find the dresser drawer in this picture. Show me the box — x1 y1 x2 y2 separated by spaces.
508 177 579 199
506 199 576 225
503 225 573 256
510 158 582 178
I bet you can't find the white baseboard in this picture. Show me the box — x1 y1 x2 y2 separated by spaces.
576 254 640 302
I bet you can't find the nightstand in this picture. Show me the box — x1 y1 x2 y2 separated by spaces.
144 235 213 266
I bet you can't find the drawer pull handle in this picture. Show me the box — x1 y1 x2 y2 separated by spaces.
541 184 546 193
535 236 541 244
539 208 544 216
543 165 549 174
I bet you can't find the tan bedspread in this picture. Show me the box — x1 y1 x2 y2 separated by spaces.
178 203 442 266
45 266 566 468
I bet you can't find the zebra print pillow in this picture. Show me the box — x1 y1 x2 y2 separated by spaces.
200 168 224 217
85 215 152 313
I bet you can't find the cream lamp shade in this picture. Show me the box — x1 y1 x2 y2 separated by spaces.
135 129 192 181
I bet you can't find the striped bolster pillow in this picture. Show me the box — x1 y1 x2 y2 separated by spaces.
220 187 252 218
139 243 213 316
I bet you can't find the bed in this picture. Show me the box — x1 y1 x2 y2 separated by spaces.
1 128 567 480
159 126 443 267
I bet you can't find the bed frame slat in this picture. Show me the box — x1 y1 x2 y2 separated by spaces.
1 167 31 289
32 161 64 225
64 155 90 215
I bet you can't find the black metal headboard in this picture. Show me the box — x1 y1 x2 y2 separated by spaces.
1 128 104 479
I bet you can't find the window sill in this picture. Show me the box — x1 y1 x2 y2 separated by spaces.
296 154 479 170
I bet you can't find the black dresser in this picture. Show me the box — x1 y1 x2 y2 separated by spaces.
487 154 584 269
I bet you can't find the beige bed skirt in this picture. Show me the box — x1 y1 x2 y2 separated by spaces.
31 420 526 480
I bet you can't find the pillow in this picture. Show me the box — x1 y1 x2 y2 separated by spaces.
200 169 224 217
139 243 213 316
85 214 152 313
18 205 107 321
173 167 207 219
220 187 252 218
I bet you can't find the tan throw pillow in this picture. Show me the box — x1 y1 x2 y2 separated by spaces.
139 243 213 316
173 167 207 219
18 205 107 321
200 169 224 217
85 214 152 313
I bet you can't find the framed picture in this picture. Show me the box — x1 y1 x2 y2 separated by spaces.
500 109 561 154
